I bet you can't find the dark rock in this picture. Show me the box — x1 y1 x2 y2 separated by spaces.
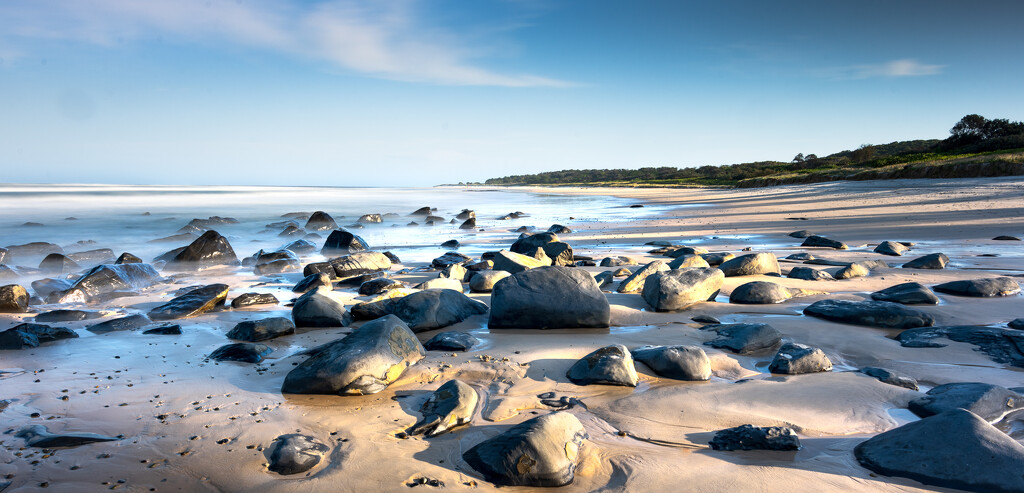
803 299 934 329
599 256 637 267
292 286 351 327
709 424 800 451
440 239 460 249
278 225 304 237
55 263 161 303
908 382 1021 421
230 292 278 308
616 260 669 293
641 268 724 311
729 281 795 304
902 253 949 269
431 251 473 270
304 211 338 231
336 272 383 287
30 278 74 298
36 309 103 323
267 434 330 475
785 252 815 261
423 331 480 351
3 242 62 261
1010 318 1024 330
874 241 908 256
800 235 848 249
489 266 610 329
254 258 300 276
209 342 271 363
425 215 445 223
897 325 1024 367
567 344 638 386
67 248 115 264
511 233 574 267
462 412 587 487
469 270 510 293
0 323 78 349
358 278 405 296
281 239 316 255
163 230 239 270
854 408 1024 493
992 235 1021 241
227 317 295 342
302 262 337 279
329 251 392 278
933 277 1020 297
388 289 487 332
16 424 119 448
702 323 782 354
282 315 424 395
664 246 708 258
149 233 195 244
718 253 780 276
383 251 401 264
787 266 834 281
870 282 939 305
459 218 477 229
492 250 551 274
691 314 720 324
349 299 392 321
143 324 182 335
408 379 478 437
859 367 919 390
803 258 850 266
700 252 734 266
115 252 142 264
788 230 813 238
39 253 80 274
148 283 229 321
321 229 369 256
0 284 30 312
631 345 711 381
86 314 151 333
411 207 432 216
547 224 572 234
768 343 832 374
293 273 332 294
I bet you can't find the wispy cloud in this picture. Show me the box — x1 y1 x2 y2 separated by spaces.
816 58 945 80
0 0 573 87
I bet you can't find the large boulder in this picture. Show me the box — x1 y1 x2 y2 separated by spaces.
641 268 724 311
54 263 161 303
304 211 338 231
616 260 669 293
803 299 934 329
148 284 229 321
329 251 392 278
408 379 478 437
292 286 351 327
709 425 800 451
800 235 848 249
907 382 1021 421
320 229 369 256
0 284 30 312
510 233 573 267
728 281 796 304
897 326 1024 367
902 253 949 269
702 323 782 354
489 266 610 329
874 241 908 256
0 323 78 350
933 277 1020 297
281 315 424 395
163 230 239 269
226 317 295 342
718 253 780 277
854 408 1024 493
267 434 330 475
462 412 588 487
768 343 833 374
388 289 488 332
491 250 552 274
631 345 711 381
566 344 638 386
870 282 939 305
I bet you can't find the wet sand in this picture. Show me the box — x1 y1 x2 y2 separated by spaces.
2 177 1023 492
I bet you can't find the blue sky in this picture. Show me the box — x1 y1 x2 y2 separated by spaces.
1 0 1022 186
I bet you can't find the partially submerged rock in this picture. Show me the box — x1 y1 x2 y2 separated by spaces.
149 284 229 321
226 317 295 342
329 251 392 278
163 230 239 270
489 266 610 329
709 425 800 451
209 342 272 363
631 345 711 381
267 434 330 475
320 229 369 256
907 382 1021 421
641 268 724 311
431 251 473 270
870 282 939 305
874 241 908 256
304 211 338 231
36 309 103 322
566 344 639 386
933 277 1021 297
859 367 919 390
803 299 934 329
86 313 151 333
702 323 782 354
54 263 161 303
16 424 119 448
902 253 949 269
768 343 833 374
462 412 587 487
800 235 848 249
897 325 1024 367
409 379 478 437
0 323 78 350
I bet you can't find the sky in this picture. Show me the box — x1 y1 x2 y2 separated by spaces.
1 0 1023 186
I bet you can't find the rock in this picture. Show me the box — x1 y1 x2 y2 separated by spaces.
593 271 614 289
382 251 401 264
226 317 295 342
291 273 331 295
16 424 119 448
546 224 571 234
459 218 477 229
469 270 511 293
292 286 351 327
462 412 587 487
566 344 638 386
143 324 181 335
67 248 115 264
491 250 552 274
854 408 1024 493
664 246 709 258
55 263 161 303
708 425 800 451
304 211 338 231
631 345 711 381
691 314 721 324
329 251 392 278
163 230 239 269
0 284 29 312
788 230 813 238
278 225 304 237
787 266 834 281
3 242 62 261
908 382 1021 421
702 323 782 354
897 325 1024 367
718 253 780 277
600 256 637 267
835 262 870 279
700 252 734 266
409 379 478 437
415 277 463 291
231 292 278 308
0 323 78 349
933 277 1021 297
489 266 610 329
440 239 460 249
425 215 445 223
902 253 949 269
209 342 271 363
803 299 934 329
510 233 574 267
800 235 848 249
612 268 631 277
440 263 467 281
358 278 405 296
35 309 102 323
785 253 815 261
282 315 424 395
149 284 229 321
457 209 476 220
281 239 316 255
859 367 919 390
992 235 1021 241
874 241 908 256
358 213 382 224
388 289 487 331
423 331 480 351
39 253 80 273
870 282 939 305
30 278 72 299
0 265 19 282
1010 318 1024 330
768 343 832 374
0 247 6 264
616 260 669 293
668 255 711 269
641 268 724 311
86 314 151 333
321 229 369 256
254 257 300 276
411 207 432 216
267 434 330 475
431 251 473 270
115 252 142 264
729 281 796 304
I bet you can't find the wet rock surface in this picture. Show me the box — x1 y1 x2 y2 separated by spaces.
859 367 919 390
226 317 295 342
631 345 711 381
423 331 480 351
292 286 351 328
387 289 488 332
149 283 229 321
86 314 151 333
907 382 1021 421
902 253 949 269
566 344 639 386
209 342 272 363
16 424 120 448
897 325 1024 367
709 424 800 451
870 282 939 305
462 412 587 487
489 266 610 329
267 434 330 475
804 299 934 329
702 323 782 354
769 343 833 374
933 277 1021 297
642 267 724 311
0 323 79 349
0 284 30 312
408 379 478 437
230 292 279 308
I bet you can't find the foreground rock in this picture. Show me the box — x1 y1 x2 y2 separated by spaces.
642 268 724 311
709 425 800 451
209 342 272 363
268 434 330 475
631 345 711 381
907 382 1021 421
227 317 295 341
304 211 338 231
0 323 78 349
282 315 425 395
902 253 949 269
408 379 478 437
462 412 587 487
388 289 488 332
510 233 574 267
768 343 833 374
718 253 780 276
566 344 638 386
431 251 472 270
53 263 161 303
870 282 939 305
702 323 782 354
803 299 933 329
423 331 479 352
860 367 919 390
16 424 119 448
0 284 29 312
897 325 1024 367
800 235 848 249
729 281 798 304
320 229 369 256
149 284 229 321
292 286 351 327
86 314 151 333
933 277 1021 297
492 250 552 274
163 230 239 269
489 266 610 329
854 408 1024 493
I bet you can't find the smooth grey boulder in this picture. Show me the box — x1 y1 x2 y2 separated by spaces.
268 434 330 475
281 315 425 395
292 286 351 327
902 253 949 269
86 314 151 333
854 408 1024 493
0 284 30 312
787 266 834 281
149 284 229 321
709 425 799 451
703 323 782 354
423 331 480 351
16 424 119 448
718 253 780 277
907 382 1021 421
599 256 637 267
469 270 511 293
329 251 392 278
230 292 279 308
358 278 405 296
641 267 724 311
593 271 614 289
209 342 272 363
566 344 638 386
874 241 908 256
431 251 472 270
388 289 488 332
870 282 939 305
489 266 610 329
897 325 1024 367
664 246 708 258
293 273 332 294
0 323 78 350
729 281 795 304
320 229 369 256
859 367 919 390
3 241 62 261
768 343 832 374
163 230 239 269
616 260 669 293
415 277 463 292
933 277 1020 297
510 233 573 267
803 299 934 329
491 249 551 274
54 263 161 303
835 262 870 279
800 235 848 249
408 379 478 437
227 317 295 342
668 255 711 269
304 211 338 231
631 345 711 381
462 412 587 487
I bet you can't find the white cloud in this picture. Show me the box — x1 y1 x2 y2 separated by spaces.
817 58 945 80
0 0 572 87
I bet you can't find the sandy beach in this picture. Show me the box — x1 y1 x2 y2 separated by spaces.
2 177 1023 492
